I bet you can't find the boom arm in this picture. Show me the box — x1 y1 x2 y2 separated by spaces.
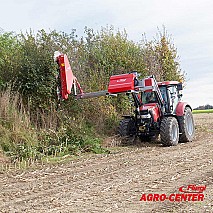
55 53 164 108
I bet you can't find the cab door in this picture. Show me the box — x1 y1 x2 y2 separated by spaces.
167 86 179 113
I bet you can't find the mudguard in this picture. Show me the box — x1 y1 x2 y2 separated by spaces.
175 102 192 116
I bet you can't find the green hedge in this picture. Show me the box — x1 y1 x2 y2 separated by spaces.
0 26 184 162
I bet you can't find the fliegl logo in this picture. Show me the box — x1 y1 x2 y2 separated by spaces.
179 184 206 193
140 184 206 202
117 79 126 82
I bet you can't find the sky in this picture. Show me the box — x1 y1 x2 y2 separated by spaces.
0 0 213 108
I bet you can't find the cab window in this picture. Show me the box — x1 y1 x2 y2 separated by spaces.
142 91 157 104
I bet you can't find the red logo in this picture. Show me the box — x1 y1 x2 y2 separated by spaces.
140 184 206 202
179 184 206 193
117 79 126 82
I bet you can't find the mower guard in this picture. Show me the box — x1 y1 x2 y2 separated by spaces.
56 54 84 100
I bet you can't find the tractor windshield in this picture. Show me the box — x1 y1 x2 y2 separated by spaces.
142 91 157 104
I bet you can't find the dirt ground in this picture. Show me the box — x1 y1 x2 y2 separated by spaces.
0 113 212 213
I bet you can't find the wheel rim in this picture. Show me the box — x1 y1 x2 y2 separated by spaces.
186 113 194 136
172 123 178 142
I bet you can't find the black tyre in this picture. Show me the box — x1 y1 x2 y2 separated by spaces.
178 107 195 142
118 118 136 139
160 117 179 146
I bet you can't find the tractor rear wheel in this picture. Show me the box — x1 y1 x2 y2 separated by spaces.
160 117 179 146
118 118 136 140
178 107 195 142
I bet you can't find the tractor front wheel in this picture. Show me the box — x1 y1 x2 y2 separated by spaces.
160 117 179 146
118 118 136 140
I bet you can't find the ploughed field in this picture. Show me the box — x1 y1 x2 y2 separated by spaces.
0 113 212 212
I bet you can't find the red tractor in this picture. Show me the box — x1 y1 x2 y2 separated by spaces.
55 53 195 146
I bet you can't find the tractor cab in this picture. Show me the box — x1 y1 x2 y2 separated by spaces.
158 81 183 114
140 81 183 114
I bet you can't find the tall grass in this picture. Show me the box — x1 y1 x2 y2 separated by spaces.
0 90 106 166
0 89 40 162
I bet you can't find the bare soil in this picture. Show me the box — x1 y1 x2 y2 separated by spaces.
0 113 212 213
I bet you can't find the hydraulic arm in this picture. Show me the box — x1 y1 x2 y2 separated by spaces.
55 52 164 105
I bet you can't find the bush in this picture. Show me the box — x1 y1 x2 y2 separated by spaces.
0 32 21 89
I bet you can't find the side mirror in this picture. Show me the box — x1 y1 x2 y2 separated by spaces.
177 83 183 91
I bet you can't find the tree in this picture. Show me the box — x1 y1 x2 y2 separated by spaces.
0 32 21 89
141 28 184 82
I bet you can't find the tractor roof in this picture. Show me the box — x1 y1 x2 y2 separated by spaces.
158 81 180 86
